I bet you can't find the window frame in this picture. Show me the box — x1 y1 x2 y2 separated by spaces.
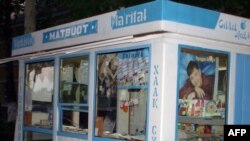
23 57 55 138
57 52 90 139
93 45 151 141
176 44 230 140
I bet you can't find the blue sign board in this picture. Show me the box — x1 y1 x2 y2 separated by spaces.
43 20 98 43
12 34 34 50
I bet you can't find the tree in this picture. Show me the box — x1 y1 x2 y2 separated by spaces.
30 0 152 30
24 0 36 33
172 0 250 18
59 0 150 18
57 0 250 22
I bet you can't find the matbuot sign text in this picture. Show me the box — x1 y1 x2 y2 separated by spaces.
43 20 97 43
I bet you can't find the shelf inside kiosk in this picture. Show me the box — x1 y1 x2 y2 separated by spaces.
95 48 149 140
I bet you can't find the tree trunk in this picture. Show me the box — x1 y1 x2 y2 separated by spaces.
24 0 36 33
2 0 16 104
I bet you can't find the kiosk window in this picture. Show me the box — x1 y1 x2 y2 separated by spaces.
59 55 89 136
24 61 54 130
177 47 228 141
23 131 52 141
95 48 149 140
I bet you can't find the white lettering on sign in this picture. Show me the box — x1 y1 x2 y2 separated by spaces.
48 24 88 41
111 9 147 29
228 129 247 136
43 20 97 43
12 34 34 49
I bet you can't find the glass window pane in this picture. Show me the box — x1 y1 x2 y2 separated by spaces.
178 48 228 141
59 55 89 136
61 109 88 134
60 56 89 104
23 131 52 141
95 48 149 140
24 61 54 129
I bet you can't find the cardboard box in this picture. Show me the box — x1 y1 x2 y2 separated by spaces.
95 117 104 136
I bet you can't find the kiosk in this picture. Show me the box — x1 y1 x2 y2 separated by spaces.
0 0 249 141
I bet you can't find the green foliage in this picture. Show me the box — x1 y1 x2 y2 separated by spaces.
0 0 24 16
172 0 250 18
34 0 151 29
54 0 250 27
1 0 250 31
58 0 152 21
